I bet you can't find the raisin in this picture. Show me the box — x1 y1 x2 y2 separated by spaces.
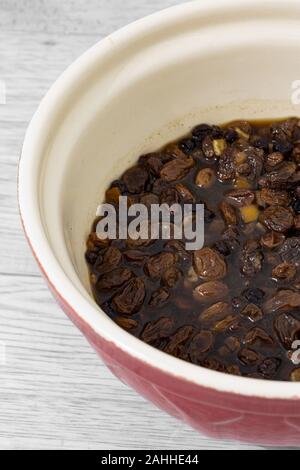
112 278 145 315
243 327 274 348
293 199 300 214
264 290 300 314
97 268 133 291
199 302 232 324
106 187 121 205
260 231 285 249
149 287 170 307
214 239 231 256
259 188 291 207
115 317 138 331
274 313 300 349
259 161 296 188
188 331 214 361
224 129 238 143
272 262 296 282
225 189 255 207
279 237 300 266
145 253 177 279
258 358 281 379
225 336 240 352
202 136 215 158
179 138 196 154
273 140 293 154
219 201 238 226
241 304 263 322
238 348 260 366
123 250 148 264
162 267 182 288
259 206 294 233
164 326 195 356
193 281 229 304
194 248 227 280
217 150 236 181
175 183 195 203
94 246 122 275
195 168 216 188
160 158 194 182
139 153 165 175
240 239 263 276
123 165 148 193
141 317 174 345
192 124 212 141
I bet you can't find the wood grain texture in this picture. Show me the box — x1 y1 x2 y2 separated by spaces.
0 0 278 450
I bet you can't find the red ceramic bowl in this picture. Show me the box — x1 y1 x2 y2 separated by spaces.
19 0 300 446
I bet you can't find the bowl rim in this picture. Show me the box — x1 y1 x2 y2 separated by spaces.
18 0 300 400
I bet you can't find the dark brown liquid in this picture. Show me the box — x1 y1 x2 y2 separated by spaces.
86 118 300 381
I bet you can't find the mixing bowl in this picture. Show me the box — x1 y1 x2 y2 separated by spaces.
19 0 300 445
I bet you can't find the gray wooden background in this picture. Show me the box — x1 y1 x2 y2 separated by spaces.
0 0 273 450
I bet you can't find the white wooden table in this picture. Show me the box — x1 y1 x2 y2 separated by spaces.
0 0 277 450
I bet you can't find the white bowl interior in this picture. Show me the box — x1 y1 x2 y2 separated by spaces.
20 0 300 397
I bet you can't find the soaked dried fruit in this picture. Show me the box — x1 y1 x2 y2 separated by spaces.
149 287 170 307
259 205 294 233
274 313 300 349
164 326 195 356
115 317 138 330
175 183 195 203
240 240 263 276
243 327 274 348
123 165 148 193
265 152 284 169
95 246 122 275
194 248 227 280
238 348 260 366
193 281 229 303
220 201 238 226
260 161 297 188
160 158 194 182
202 136 215 158
145 252 177 279
141 317 174 345
195 168 216 188
259 188 291 207
112 278 145 314
162 267 182 288
242 288 265 304
106 187 121 205
225 189 255 207
272 262 296 282
264 290 300 314
188 331 214 362
258 358 281 379
213 315 238 332
199 302 232 324
241 304 263 322
97 268 133 291
260 231 285 249
279 237 300 266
